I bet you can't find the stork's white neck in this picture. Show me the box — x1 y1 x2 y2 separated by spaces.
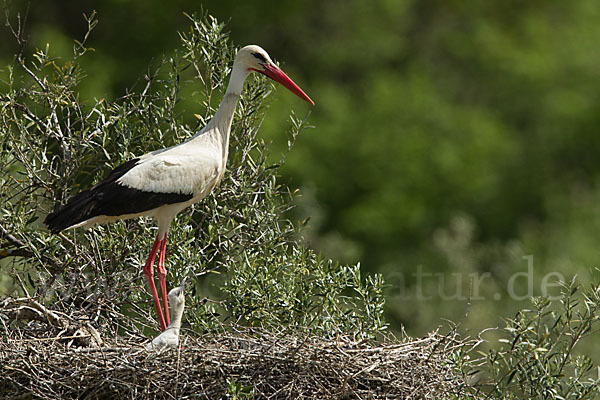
208 61 250 128
201 60 250 163
168 300 185 330
225 61 250 96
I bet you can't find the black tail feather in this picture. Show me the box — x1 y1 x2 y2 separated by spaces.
44 189 98 234
44 158 143 234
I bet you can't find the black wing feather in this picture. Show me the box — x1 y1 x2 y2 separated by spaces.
44 158 193 234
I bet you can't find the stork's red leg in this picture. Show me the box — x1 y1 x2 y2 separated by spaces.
157 232 170 326
143 234 167 331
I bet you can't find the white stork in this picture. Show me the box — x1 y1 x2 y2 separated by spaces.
44 45 314 331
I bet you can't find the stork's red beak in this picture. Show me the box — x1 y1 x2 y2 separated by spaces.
257 64 314 106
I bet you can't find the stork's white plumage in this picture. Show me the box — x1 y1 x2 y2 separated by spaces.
45 45 314 331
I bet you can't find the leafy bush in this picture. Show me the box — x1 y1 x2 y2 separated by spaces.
454 278 600 399
0 11 386 339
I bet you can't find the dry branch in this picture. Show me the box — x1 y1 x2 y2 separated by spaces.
0 298 474 400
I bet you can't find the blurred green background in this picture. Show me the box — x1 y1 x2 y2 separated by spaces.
2 0 600 340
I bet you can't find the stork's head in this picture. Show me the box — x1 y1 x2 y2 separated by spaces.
236 45 314 105
167 280 186 309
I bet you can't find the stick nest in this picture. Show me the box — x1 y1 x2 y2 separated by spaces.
0 297 473 399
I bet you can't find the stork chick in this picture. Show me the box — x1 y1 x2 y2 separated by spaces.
146 280 186 350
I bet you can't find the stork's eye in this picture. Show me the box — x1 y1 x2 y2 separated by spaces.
252 52 267 63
